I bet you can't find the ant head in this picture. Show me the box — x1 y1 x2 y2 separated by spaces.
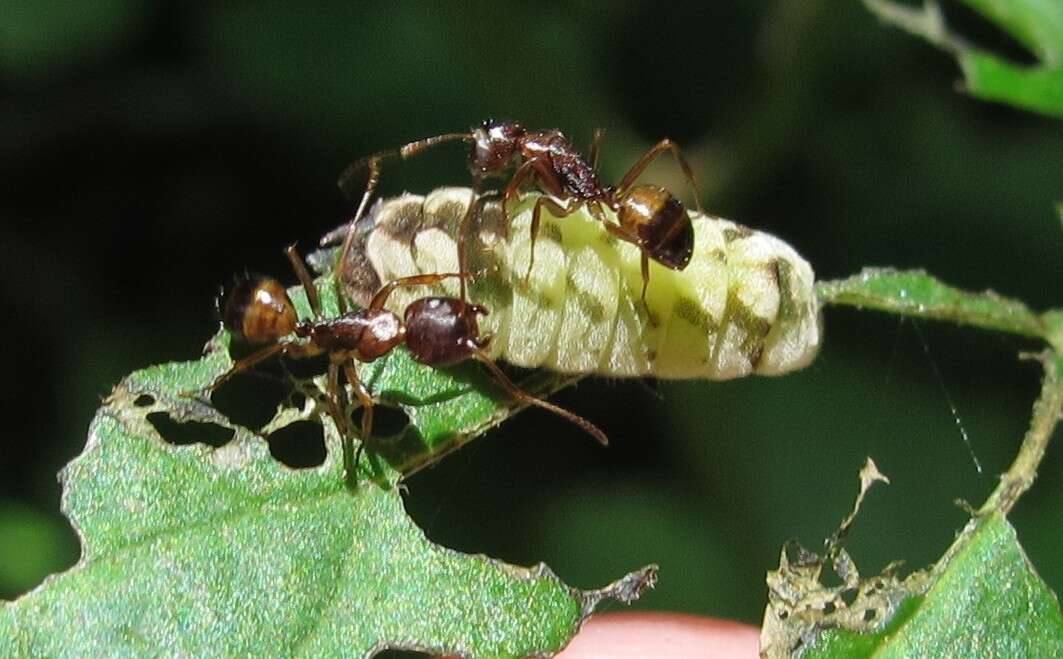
469 119 525 177
222 276 298 344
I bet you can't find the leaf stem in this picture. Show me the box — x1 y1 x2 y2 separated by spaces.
862 0 968 54
978 352 1063 516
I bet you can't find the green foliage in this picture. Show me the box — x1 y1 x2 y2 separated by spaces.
761 271 1063 657
816 268 1051 341
4 4 1062 653
805 514 1063 657
863 0 1063 117
0 281 654 657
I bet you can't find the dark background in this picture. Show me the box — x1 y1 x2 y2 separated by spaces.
2 1 1061 625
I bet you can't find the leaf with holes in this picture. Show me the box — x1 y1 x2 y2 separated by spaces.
776 278 1063 657
0 294 655 657
768 514 1063 658
863 0 1063 117
235 274 581 477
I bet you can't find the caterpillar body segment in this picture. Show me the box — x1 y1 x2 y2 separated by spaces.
340 187 821 379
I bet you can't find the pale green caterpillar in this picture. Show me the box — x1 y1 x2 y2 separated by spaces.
337 187 821 379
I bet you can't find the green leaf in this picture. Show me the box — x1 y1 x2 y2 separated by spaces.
0 284 653 657
233 276 577 477
816 268 1050 341
763 307 1063 657
802 514 1063 657
958 50 1063 114
863 0 1063 117
960 0 1063 64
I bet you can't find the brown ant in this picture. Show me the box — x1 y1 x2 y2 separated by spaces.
335 120 704 304
215 245 608 487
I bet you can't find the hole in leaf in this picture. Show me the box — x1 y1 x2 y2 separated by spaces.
266 420 326 468
822 601 836 615
819 567 844 588
783 541 819 568
133 394 155 407
285 353 330 379
353 404 411 438
841 588 858 606
147 412 234 448
863 608 878 622
211 372 289 430
376 651 431 659
289 390 307 411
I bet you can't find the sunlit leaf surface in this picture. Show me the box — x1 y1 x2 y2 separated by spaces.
0 281 653 657
803 514 1063 658
863 0 1063 117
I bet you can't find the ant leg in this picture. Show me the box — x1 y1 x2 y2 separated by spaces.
587 202 622 238
601 221 652 306
207 343 287 392
324 362 349 434
602 217 641 245
501 159 538 220
471 352 609 446
640 251 651 306
524 196 580 283
588 129 605 170
342 362 375 482
616 138 703 214
456 176 483 302
368 272 472 311
284 244 322 318
335 158 382 315
322 362 357 489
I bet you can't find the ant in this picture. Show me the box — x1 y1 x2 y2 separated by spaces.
214 245 608 487
335 119 704 305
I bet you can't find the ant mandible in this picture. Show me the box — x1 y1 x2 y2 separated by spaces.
334 120 704 305
215 245 608 487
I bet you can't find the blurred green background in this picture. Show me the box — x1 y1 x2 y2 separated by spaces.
2 0 1061 626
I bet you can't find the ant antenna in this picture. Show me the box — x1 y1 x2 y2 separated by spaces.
285 244 322 318
334 133 473 312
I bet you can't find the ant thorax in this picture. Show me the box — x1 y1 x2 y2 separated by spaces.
331 187 822 381
295 309 404 362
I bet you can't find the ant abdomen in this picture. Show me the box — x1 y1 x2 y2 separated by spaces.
403 297 488 366
335 187 822 380
617 185 694 270
222 277 297 344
